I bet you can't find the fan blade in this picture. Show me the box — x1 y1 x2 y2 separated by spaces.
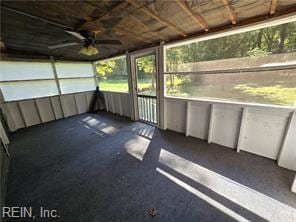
65 30 86 40
95 39 122 45
48 42 81 49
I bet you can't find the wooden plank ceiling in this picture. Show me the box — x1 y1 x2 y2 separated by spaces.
1 0 296 61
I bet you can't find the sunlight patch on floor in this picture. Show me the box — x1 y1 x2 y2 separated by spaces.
124 136 150 161
159 149 296 222
80 116 120 135
156 168 249 222
131 123 155 140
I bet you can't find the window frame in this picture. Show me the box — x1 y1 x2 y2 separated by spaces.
0 60 97 102
94 55 129 94
163 20 296 108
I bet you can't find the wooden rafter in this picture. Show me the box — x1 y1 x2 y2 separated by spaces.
222 0 237 25
126 0 187 37
270 0 278 15
176 0 209 32
114 26 152 44
78 1 129 30
128 15 168 41
78 2 155 45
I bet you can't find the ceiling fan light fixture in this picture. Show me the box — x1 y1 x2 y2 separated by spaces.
79 44 99 56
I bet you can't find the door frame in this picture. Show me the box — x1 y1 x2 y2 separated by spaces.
128 46 160 127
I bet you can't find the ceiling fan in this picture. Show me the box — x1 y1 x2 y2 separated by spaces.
48 30 122 56
2 5 122 56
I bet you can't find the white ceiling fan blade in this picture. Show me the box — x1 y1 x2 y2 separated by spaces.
48 42 80 49
65 30 86 40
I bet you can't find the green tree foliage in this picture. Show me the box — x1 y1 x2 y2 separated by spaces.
136 55 156 90
96 58 127 79
137 55 155 74
96 60 116 79
165 22 296 90
166 22 296 70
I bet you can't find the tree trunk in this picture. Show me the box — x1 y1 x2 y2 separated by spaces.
278 24 288 53
257 30 263 49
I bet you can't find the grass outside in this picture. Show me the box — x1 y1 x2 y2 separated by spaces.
99 79 152 93
99 79 296 107
234 84 296 106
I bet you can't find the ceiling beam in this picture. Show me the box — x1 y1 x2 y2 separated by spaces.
1 5 74 30
113 26 152 44
222 0 237 25
128 16 168 41
78 1 129 31
270 0 278 15
126 0 187 37
176 0 209 32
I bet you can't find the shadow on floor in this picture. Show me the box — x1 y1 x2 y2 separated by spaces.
5 111 296 222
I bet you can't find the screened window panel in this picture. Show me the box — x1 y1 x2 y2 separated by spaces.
0 61 54 81
59 78 96 94
165 22 296 73
0 80 59 101
170 53 296 73
95 56 128 92
55 63 94 78
165 69 296 107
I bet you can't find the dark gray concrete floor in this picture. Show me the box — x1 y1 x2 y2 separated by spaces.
5 112 296 222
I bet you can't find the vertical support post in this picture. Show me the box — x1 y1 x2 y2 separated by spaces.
111 94 115 114
84 92 89 110
237 107 248 152
292 175 296 193
208 104 215 143
104 94 109 112
277 108 296 171
34 99 43 123
49 97 57 120
50 56 62 95
119 94 123 116
158 42 166 130
126 50 136 120
73 94 79 114
0 121 10 145
50 56 65 118
143 97 146 121
185 101 191 136
17 102 27 127
91 61 98 87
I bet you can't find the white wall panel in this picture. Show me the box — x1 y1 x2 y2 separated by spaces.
101 92 132 117
0 61 54 81
0 121 9 144
113 94 121 115
19 100 41 127
164 97 293 165
50 97 64 120
75 93 88 114
166 99 186 133
60 95 77 117
121 94 131 117
35 98 55 123
188 102 210 140
278 110 296 171
59 78 95 94
1 103 17 131
86 91 94 108
0 80 58 102
240 109 289 159
211 106 242 149
105 93 114 113
55 62 93 78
